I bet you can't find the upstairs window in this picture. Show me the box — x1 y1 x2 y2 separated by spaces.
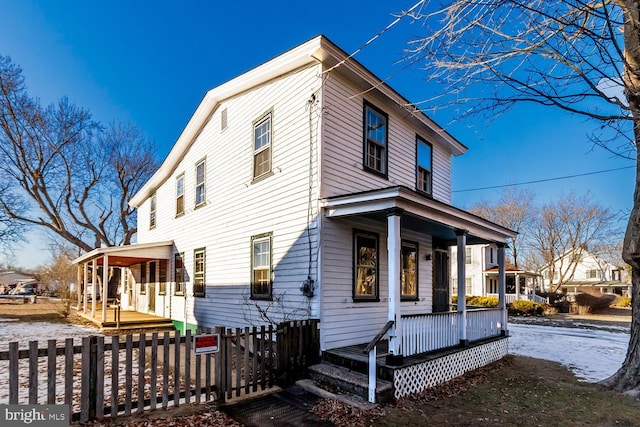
465 247 472 264
363 103 388 177
195 159 206 207
417 137 432 195
174 253 184 295
353 230 379 301
176 174 185 216
194 248 206 297
253 112 272 180
401 241 418 300
251 234 272 299
586 269 599 279
149 194 157 229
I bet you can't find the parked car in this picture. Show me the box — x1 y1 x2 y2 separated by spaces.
10 284 36 295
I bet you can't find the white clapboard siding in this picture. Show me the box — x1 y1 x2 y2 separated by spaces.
319 216 435 351
135 64 322 327
321 71 454 204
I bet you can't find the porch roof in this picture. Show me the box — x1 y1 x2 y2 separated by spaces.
321 186 517 245
72 241 174 267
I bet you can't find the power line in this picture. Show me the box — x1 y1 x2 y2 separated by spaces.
453 166 635 193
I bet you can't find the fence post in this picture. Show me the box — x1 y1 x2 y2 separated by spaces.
89 336 98 420
215 326 226 403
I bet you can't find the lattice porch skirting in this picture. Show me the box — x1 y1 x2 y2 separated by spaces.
393 338 508 399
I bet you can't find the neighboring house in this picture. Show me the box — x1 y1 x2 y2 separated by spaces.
73 36 517 398
450 244 544 303
541 248 630 296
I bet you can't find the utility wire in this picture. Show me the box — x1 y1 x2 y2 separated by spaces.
322 0 426 75
453 165 635 193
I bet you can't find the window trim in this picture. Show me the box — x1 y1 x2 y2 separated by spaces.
252 111 273 182
353 229 380 302
176 173 185 217
193 247 206 297
149 193 157 229
251 233 273 300
416 136 433 196
195 158 206 208
401 240 419 301
174 252 185 296
362 102 389 178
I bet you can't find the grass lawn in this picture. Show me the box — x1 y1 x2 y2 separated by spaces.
316 355 640 427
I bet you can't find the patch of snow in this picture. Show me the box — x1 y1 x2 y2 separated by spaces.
508 323 629 382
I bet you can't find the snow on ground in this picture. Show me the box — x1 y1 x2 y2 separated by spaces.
0 320 103 350
508 322 629 382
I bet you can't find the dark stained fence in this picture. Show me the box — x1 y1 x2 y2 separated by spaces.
0 319 320 420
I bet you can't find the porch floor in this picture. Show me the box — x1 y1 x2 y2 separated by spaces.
75 304 175 331
323 336 507 382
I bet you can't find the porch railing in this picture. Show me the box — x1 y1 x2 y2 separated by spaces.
487 293 548 304
401 308 503 357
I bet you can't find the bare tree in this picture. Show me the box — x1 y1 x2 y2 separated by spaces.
405 0 640 394
469 187 535 268
0 55 158 253
40 244 78 317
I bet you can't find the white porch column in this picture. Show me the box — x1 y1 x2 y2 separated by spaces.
456 230 468 345
83 262 88 314
387 208 403 363
498 244 508 336
76 265 82 310
515 273 520 301
91 259 97 318
102 255 109 323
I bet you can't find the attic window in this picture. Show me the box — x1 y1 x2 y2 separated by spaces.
221 108 228 131
416 137 432 196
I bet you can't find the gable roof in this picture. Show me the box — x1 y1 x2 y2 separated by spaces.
130 35 467 208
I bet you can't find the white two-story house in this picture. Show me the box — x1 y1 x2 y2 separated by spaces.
450 244 543 303
74 36 516 380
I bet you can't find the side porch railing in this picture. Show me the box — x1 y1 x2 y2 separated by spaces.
401 308 503 357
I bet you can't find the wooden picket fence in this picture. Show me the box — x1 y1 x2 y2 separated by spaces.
0 319 320 422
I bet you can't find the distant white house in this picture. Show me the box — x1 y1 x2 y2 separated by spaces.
450 244 544 303
540 248 630 296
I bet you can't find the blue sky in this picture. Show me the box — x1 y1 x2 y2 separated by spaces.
0 0 634 268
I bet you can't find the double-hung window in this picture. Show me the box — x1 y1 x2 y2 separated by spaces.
140 262 147 294
253 112 272 180
417 137 432 195
174 253 184 295
159 260 167 295
353 230 379 301
363 103 388 176
251 234 272 299
465 247 472 264
149 194 156 229
401 241 418 300
176 174 185 216
195 160 206 207
193 248 206 297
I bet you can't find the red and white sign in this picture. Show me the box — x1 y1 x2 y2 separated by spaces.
193 334 220 354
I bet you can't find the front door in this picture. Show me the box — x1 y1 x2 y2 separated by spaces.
148 261 156 312
432 248 450 312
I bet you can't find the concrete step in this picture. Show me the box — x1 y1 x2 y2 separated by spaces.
308 362 394 404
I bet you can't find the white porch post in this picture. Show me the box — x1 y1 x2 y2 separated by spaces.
498 244 508 336
456 230 468 345
91 259 97 318
76 265 81 310
83 262 88 314
515 273 520 301
102 255 109 322
387 208 403 363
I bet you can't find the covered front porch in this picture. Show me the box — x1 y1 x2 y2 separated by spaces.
320 187 516 401
72 241 175 329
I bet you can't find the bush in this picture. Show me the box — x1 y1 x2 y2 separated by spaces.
613 296 631 308
574 290 616 314
509 300 543 316
450 296 498 307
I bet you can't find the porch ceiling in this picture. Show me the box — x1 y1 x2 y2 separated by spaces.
321 186 517 245
72 241 174 267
